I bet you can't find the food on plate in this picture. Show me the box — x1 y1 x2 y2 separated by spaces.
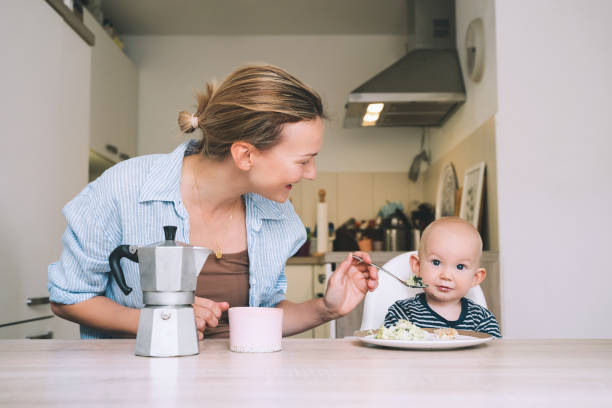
375 319 427 341
433 327 458 340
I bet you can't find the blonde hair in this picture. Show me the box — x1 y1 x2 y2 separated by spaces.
178 65 326 159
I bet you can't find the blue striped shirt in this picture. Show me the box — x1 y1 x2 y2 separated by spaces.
384 293 502 337
48 140 306 339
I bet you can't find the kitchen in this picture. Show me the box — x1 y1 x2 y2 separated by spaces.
1 0 611 405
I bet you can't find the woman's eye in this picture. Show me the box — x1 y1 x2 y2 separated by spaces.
432 259 440 266
457 264 465 270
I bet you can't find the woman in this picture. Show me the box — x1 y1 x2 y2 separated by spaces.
48 65 378 339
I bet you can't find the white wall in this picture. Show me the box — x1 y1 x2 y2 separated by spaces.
495 0 612 338
123 35 424 172
429 0 497 162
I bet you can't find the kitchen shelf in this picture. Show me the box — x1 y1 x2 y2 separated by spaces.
45 0 94 46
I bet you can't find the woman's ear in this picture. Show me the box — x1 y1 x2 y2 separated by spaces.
409 254 421 277
230 141 256 171
471 267 486 287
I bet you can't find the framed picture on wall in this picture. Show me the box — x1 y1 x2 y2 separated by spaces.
459 162 486 228
435 162 459 219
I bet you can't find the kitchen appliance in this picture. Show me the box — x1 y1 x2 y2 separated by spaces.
109 225 211 357
383 209 410 251
344 0 465 127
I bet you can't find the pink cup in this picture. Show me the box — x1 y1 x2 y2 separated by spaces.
228 307 283 353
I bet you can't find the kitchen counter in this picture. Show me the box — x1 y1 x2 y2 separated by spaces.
289 251 498 266
288 251 410 265
286 255 325 265
1 338 610 407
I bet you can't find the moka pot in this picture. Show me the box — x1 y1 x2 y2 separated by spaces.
109 225 211 357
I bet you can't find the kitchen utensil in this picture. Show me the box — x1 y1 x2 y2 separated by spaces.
352 254 427 288
408 128 431 182
109 225 212 357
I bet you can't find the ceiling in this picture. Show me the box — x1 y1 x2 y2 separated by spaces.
99 0 409 36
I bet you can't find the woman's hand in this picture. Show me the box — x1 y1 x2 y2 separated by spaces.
322 251 378 318
192 297 230 340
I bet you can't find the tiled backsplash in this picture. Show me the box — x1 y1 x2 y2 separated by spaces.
289 172 424 231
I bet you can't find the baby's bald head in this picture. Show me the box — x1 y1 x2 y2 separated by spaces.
418 217 483 264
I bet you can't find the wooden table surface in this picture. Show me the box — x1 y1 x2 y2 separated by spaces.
1 338 610 407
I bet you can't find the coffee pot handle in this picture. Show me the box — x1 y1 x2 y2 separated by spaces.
109 245 139 295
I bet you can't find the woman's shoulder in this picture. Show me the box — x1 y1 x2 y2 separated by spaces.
91 143 186 200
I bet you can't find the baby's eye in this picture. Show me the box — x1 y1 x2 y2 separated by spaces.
457 264 465 270
432 259 440 266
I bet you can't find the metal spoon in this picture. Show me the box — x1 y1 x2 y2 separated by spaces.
352 254 428 288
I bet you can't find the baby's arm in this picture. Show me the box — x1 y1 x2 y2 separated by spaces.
475 309 502 338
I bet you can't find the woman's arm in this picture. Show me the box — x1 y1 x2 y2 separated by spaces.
276 298 337 337
51 297 140 336
277 251 378 336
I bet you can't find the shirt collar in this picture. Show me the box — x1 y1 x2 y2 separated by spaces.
138 140 191 203
247 193 286 220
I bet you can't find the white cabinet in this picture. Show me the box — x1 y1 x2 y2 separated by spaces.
84 9 138 161
0 0 88 339
284 264 331 339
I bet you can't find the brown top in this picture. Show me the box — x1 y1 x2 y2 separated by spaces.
194 250 250 339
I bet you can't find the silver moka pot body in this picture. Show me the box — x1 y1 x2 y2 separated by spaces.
109 226 211 357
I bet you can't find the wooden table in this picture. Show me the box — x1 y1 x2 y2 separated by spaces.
0 338 610 407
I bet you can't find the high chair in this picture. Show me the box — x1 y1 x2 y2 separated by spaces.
360 251 487 331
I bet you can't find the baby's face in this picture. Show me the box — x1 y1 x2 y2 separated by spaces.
417 222 483 304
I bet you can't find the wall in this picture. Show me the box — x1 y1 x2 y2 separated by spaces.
423 0 498 244
495 0 612 338
429 0 498 162
123 35 425 172
423 117 498 251
290 171 424 232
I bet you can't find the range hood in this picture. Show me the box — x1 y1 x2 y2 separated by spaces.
344 0 465 128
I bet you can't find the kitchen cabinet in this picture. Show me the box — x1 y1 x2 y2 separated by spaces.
284 264 331 338
83 9 138 161
0 0 88 339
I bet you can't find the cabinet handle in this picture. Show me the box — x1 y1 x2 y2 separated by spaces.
27 297 50 306
105 144 118 154
317 273 326 284
26 331 53 340
118 153 130 161
315 293 324 298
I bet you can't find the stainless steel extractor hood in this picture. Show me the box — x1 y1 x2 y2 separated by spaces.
344 0 465 128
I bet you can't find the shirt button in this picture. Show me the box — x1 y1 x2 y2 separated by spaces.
250 279 256 285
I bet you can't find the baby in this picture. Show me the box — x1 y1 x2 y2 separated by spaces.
384 217 501 337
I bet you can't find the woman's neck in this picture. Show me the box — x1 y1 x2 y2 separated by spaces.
181 154 247 217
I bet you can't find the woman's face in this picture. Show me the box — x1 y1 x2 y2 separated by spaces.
249 117 323 202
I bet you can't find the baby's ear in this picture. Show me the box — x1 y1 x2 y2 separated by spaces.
472 267 486 286
409 254 421 276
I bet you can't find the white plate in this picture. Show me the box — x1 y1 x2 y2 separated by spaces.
353 329 495 350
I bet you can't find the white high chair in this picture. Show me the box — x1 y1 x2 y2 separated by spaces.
360 251 488 330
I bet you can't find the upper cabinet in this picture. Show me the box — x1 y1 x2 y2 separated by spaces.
83 9 138 161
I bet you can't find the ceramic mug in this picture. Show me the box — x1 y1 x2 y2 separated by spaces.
228 307 283 353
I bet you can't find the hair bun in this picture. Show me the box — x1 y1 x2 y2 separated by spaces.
178 110 198 133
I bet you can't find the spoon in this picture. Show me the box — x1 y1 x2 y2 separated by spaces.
352 254 428 288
